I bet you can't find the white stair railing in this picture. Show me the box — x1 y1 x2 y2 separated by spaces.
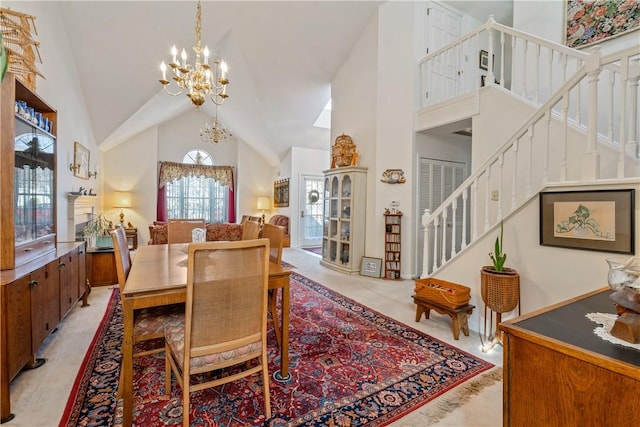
419 16 587 109
419 16 640 153
421 45 640 277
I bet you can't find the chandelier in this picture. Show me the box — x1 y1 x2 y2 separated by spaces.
158 0 229 108
200 106 231 144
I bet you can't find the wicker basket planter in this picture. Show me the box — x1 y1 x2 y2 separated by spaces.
480 266 520 313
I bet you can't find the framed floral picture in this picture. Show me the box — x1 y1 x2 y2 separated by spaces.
73 141 90 180
539 189 635 254
565 0 640 49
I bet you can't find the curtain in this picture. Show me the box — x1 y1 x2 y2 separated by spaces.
158 161 233 188
156 161 235 222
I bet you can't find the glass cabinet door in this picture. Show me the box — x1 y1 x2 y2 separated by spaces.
14 117 55 244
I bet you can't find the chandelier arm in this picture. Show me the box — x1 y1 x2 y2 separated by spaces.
162 85 185 97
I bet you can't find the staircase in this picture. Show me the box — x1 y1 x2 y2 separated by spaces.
417 17 640 278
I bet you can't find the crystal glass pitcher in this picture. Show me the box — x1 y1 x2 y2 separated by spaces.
606 256 640 290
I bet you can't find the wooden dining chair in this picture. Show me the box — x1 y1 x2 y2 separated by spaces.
167 218 205 244
262 223 286 346
164 239 272 426
262 223 285 264
241 220 261 240
111 225 183 358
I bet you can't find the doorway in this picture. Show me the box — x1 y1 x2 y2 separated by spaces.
299 175 324 248
416 157 468 276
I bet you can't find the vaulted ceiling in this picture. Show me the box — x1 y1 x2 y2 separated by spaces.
50 1 511 166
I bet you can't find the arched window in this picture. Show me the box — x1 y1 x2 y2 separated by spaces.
164 150 229 222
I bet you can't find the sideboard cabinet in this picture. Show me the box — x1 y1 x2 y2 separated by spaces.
500 288 640 426
320 166 367 274
0 242 87 423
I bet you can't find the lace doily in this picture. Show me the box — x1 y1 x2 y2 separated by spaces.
585 312 640 350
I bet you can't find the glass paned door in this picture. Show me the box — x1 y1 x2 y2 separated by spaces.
299 175 324 247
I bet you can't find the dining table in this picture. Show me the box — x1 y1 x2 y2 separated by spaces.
119 243 292 427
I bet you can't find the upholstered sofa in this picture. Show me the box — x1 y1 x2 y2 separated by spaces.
148 221 243 245
267 215 290 247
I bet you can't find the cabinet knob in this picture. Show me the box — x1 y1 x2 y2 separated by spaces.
29 280 38 288
59 262 66 269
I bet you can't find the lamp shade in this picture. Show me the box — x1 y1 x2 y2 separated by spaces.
257 196 270 210
113 191 132 208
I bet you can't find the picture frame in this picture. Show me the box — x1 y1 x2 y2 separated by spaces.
539 189 635 254
73 141 90 179
479 50 493 71
273 178 290 207
360 256 382 278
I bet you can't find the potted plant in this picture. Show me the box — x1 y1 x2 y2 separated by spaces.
82 212 112 248
481 220 520 313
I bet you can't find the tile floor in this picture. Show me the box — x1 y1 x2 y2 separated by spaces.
6 248 502 426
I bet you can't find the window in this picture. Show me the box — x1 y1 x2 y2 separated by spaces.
165 150 229 223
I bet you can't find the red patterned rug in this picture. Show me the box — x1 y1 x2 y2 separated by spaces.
60 272 492 426
302 246 322 256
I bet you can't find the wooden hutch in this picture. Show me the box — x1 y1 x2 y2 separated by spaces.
0 73 88 423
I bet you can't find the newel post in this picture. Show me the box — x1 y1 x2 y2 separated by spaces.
421 209 432 278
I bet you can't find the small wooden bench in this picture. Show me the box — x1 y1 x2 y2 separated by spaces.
413 295 475 340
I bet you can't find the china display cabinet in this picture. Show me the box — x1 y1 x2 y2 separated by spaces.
320 166 367 274
1 73 57 271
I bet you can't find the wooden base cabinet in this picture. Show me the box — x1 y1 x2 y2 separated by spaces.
500 288 640 426
0 242 87 423
86 248 118 286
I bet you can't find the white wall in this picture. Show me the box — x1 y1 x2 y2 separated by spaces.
237 139 274 220
374 1 417 273
102 127 158 244
5 1 101 242
332 8 379 257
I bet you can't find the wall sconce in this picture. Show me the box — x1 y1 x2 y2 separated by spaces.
88 169 98 179
113 191 132 224
257 196 270 225
69 163 80 173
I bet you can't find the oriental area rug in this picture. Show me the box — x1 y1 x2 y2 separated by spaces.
60 272 493 426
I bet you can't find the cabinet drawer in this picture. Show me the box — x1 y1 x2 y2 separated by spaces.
15 234 56 267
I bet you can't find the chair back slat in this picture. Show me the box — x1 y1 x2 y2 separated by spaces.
186 239 270 352
241 220 261 240
167 218 205 244
262 223 284 264
111 225 131 293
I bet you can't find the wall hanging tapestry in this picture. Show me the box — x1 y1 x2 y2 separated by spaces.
565 0 640 49
274 178 289 207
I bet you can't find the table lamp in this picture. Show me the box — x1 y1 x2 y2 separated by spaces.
113 191 132 225
257 196 270 225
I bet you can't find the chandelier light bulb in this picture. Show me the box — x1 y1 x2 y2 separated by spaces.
171 45 177 63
